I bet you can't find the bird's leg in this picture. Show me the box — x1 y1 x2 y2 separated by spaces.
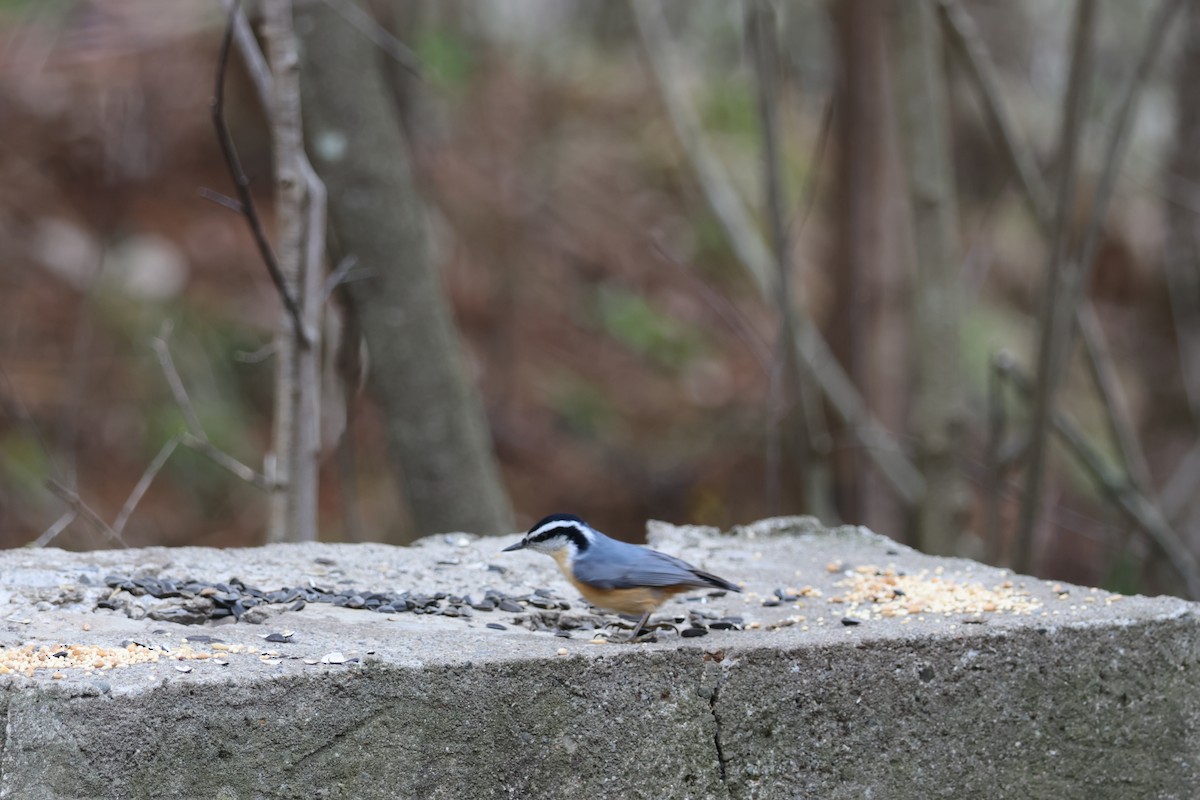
627 610 653 642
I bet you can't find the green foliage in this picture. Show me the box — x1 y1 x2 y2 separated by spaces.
546 371 616 437
415 26 473 91
1102 551 1144 596
959 306 1036 409
0 432 51 497
0 0 67 12
593 285 705 370
690 208 741 279
701 77 757 139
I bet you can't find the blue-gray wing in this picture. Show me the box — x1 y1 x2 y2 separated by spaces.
573 540 735 591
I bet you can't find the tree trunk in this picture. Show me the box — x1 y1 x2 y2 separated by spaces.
294 0 514 539
262 0 321 543
828 0 910 535
1164 0 1200 546
893 0 967 555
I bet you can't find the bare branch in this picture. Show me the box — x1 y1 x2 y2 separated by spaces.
262 0 324 543
181 433 270 491
943 0 1174 508
0 361 64 482
630 0 925 505
748 0 832 519
1066 0 1184 492
221 0 273 107
212 0 312 347
111 433 182 536
983 352 1009 564
1077 305 1154 493
998 355 1200 599
323 254 361 301
152 326 271 492
30 511 76 548
44 479 128 548
1162 440 1200 523
1014 0 1097 573
649 242 774 373
937 0 1052 225
151 324 206 442
1073 0 1185 303
197 186 244 214
318 0 421 77
897 0 969 554
233 341 279 364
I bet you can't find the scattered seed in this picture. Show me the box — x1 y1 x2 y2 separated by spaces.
175 665 192 673
555 648 568 656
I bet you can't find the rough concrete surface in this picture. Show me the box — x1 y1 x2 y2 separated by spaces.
0 517 1195 799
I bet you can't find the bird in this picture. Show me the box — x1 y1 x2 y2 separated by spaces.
502 513 741 640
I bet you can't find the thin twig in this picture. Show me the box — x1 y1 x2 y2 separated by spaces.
1161 440 1200 523
1014 0 1097 573
630 0 924 505
983 352 1009 564
111 433 182 536
319 0 421 77
1077 305 1154 493
181 433 270 490
152 324 206 442
649 242 774 373
944 0 1168 509
0 361 64 482
212 0 311 348
197 186 244 214
54 245 106 490
1072 0 1185 309
785 96 834 245
152 326 270 491
1161 189 1200 424
998 355 1200 598
233 341 279 364
1065 0 1184 493
937 0 1051 224
44 479 128 548
748 0 831 519
335 412 364 542
222 0 273 106
323 254 360 302
30 510 76 548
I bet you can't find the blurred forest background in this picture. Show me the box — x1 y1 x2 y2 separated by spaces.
1 0 1198 599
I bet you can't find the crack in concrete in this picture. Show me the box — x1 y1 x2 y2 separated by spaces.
293 705 394 767
709 682 728 783
701 653 734 794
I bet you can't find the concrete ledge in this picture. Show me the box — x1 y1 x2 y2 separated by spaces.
0 518 1196 799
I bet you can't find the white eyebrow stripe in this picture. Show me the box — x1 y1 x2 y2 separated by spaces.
529 520 585 540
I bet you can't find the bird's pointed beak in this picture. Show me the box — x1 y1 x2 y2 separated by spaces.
501 540 526 552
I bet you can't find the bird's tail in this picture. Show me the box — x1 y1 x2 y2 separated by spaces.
692 569 742 593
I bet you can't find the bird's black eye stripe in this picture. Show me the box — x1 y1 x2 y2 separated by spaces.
529 524 590 552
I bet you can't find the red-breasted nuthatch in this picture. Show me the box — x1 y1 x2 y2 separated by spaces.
503 513 741 639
